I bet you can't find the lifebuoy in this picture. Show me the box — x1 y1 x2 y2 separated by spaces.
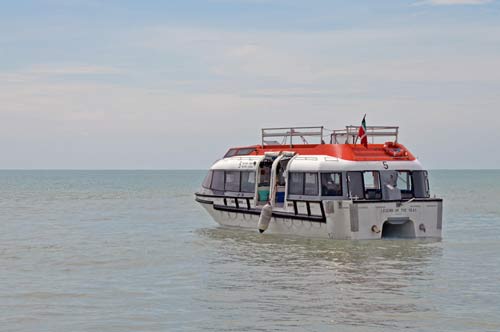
383 141 407 158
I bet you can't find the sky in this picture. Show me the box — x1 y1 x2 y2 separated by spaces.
1 0 499 169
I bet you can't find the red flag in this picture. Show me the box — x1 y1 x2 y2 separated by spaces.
358 115 368 148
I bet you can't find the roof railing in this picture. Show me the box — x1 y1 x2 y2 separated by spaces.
331 126 399 144
261 126 325 147
261 125 399 146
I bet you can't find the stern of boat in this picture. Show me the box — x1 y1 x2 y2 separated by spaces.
324 199 443 240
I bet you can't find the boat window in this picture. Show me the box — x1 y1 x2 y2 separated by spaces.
258 162 272 186
235 148 256 156
363 171 382 199
240 171 256 193
288 172 319 196
347 172 364 199
211 170 225 191
288 172 304 195
224 171 240 191
413 170 430 198
202 170 213 189
396 171 413 199
424 172 430 196
224 149 238 158
304 173 319 195
277 159 290 186
321 173 342 196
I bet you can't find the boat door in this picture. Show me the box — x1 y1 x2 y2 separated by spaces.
255 153 279 205
269 153 295 207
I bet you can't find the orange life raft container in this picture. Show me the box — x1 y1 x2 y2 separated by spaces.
383 141 407 158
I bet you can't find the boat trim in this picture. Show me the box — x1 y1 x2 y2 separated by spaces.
351 198 443 204
195 193 327 223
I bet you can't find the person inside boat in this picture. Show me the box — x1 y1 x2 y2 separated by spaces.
321 173 342 196
381 171 402 200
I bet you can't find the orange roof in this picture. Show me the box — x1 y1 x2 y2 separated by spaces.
224 143 416 162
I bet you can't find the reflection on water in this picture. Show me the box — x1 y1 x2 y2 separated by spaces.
196 227 443 331
2 170 500 332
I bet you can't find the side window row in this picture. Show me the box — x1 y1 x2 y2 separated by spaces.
347 170 430 199
203 170 428 198
202 170 256 193
204 170 343 196
288 172 343 197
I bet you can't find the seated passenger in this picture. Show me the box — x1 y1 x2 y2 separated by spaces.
322 182 341 196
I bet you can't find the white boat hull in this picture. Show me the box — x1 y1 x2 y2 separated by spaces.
197 198 442 240
199 201 330 238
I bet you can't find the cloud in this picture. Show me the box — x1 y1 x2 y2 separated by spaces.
133 25 500 91
27 64 123 76
0 64 124 84
416 0 493 5
44 0 104 8
2 22 500 168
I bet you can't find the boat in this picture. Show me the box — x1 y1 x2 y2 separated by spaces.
195 125 443 239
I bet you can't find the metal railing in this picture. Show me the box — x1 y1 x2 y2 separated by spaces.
261 126 325 147
331 126 399 144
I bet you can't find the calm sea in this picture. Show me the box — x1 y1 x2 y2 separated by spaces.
0 170 499 332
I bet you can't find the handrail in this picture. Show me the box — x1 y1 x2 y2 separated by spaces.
261 126 324 147
331 126 399 144
261 125 400 146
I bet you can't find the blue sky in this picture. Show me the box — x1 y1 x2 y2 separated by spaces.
1 0 499 169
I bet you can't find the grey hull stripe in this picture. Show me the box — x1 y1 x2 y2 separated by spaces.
437 202 443 230
350 205 359 232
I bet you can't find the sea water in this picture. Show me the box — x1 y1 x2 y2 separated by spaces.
0 170 499 332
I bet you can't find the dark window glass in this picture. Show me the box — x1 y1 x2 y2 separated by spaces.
424 171 430 197
278 170 286 186
236 148 255 156
396 171 413 199
211 170 225 191
224 171 240 191
304 173 319 195
258 164 271 186
224 149 238 158
240 171 256 193
413 171 430 198
277 159 290 186
202 171 213 189
347 172 364 199
363 171 382 199
288 172 304 195
321 173 342 196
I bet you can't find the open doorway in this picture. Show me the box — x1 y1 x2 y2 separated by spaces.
381 218 416 238
273 156 292 207
256 158 273 205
